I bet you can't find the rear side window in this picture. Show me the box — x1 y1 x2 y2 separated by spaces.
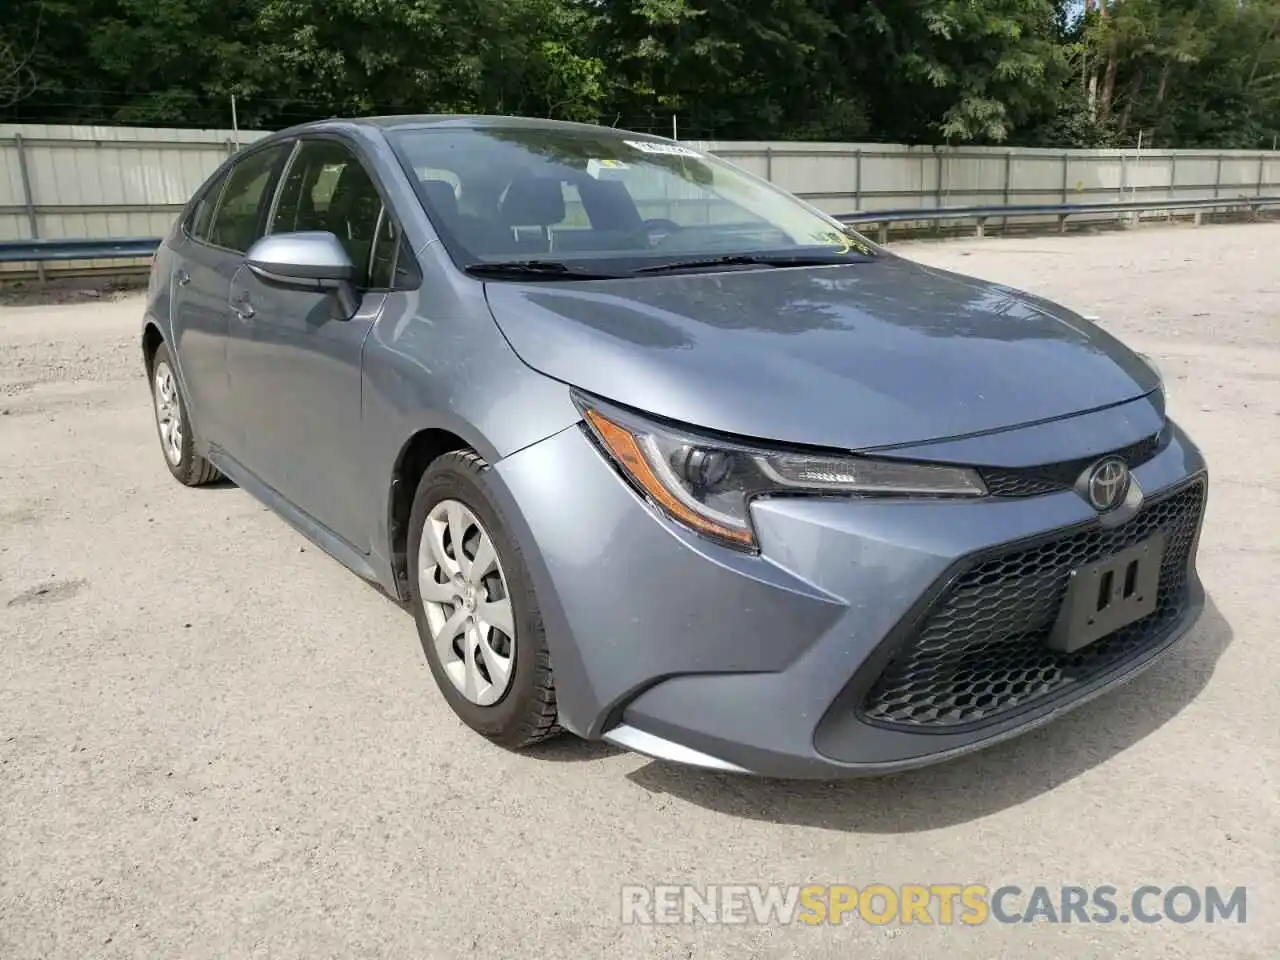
205 144 292 253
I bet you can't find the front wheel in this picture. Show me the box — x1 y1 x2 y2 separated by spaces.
407 450 561 748
149 342 222 486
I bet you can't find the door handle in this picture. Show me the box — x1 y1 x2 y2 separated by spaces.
176 268 191 286
231 294 255 321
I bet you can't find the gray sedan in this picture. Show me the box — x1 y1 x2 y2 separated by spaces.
140 115 1208 778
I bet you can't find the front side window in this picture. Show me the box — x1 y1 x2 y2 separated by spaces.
386 126 877 276
271 139 390 287
205 143 292 254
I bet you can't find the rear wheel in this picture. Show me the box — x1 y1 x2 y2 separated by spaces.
407 450 560 748
149 342 222 486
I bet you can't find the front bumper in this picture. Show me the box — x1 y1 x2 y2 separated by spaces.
489 407 1209 779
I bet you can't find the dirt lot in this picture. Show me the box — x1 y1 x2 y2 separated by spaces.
1 223 1277 959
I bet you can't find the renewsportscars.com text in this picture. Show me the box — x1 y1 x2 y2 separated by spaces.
620 883 1248 926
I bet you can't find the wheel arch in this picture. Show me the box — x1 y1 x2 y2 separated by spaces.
141 320 165 377
386 426 484 600
384 421 593 735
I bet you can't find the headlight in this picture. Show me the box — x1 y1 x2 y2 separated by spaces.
577 397 987 551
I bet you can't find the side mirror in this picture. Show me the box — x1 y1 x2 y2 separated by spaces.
245 231 359 318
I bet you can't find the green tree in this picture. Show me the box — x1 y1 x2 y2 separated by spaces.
1076 0 1280 147
0 0 43 108
593 0 857 138
3 0 1277 148
244 0 605 126
837 0 1072 143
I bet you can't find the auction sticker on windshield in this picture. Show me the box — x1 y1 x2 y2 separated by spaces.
624 140 702 158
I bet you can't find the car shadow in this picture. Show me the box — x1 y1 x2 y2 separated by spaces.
622 594 1233 831
526 736 624 763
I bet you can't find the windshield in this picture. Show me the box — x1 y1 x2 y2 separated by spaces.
385 124 877 277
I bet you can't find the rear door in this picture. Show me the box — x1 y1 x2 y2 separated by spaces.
170 142 293 454
168 169 236 445
226 136 418 551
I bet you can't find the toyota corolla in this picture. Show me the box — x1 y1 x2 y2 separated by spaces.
140 115 1208 778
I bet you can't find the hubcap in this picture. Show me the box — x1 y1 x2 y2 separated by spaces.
417 499 516 706
153 361 183 466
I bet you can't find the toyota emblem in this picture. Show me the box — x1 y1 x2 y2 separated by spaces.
1084 457 1130 512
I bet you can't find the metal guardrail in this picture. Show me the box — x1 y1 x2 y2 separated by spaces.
0 237 160 264
835 194 1280 242
1 195 1278 268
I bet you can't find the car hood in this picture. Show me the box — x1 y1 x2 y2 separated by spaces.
482 255 1160 451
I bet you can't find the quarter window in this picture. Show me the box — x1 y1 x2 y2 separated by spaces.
368 212 400 290
185 174 226 241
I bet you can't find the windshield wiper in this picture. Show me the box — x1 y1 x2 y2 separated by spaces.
632 252 872 276
465 260 620 281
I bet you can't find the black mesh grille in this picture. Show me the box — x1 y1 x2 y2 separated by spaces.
860 479 1205 729
979 432 1165 498
981 471 1067 498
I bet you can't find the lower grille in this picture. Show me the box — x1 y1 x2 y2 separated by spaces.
860 479 1205 730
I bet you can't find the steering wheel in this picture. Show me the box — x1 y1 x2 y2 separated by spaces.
628 218 683 248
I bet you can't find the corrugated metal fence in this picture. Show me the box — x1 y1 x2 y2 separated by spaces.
3 122 1279 277
702 140 1280 213
0 124 268 277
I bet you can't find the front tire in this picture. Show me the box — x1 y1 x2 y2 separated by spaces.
407 450 561 748
149 342 222 487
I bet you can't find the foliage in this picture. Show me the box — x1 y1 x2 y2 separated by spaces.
2 0 1277 148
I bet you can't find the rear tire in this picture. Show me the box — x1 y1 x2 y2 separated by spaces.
149 341 222 487
407 449 561 748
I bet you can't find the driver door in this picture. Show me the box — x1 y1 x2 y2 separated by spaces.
225 137 404 552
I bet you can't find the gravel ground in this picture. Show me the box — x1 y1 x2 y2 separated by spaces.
1 223 1277 959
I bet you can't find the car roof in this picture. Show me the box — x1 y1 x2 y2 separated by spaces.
272 114 667 141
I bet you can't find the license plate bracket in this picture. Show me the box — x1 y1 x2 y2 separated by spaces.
1048 532 1165 654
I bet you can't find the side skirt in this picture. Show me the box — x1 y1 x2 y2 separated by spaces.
207 444 395 599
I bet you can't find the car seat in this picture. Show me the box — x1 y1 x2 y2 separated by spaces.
327 165 383 283
421 178 519 257
498 176 566 254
